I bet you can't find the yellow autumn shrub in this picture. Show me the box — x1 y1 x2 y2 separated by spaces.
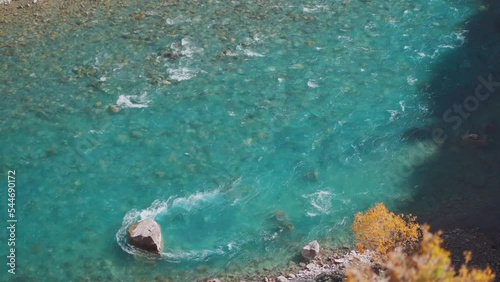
347 205 495 282
351 203 420 255
455 251 495 281
381 225 458 281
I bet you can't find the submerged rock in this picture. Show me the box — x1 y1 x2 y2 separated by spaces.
127 218 163 254
462 133 489 146
301 240 320 261
271 210 294 233
305 169 319 181
108 104 120 113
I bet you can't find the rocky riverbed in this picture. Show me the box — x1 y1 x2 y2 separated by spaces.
0 0 125 28
0 0 47 23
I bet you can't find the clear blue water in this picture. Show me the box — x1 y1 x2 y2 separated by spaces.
0 0 489 281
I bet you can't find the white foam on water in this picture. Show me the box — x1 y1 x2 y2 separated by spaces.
307 80 319 88
166 15 191 25
227 241 236 250
415 49 440 59
438 44 456 49
333 216 348 227
243 49 265 57
303 190 332 217
406 76 417 86
116 189 238 261
251 33 268 43
262 230 279 241
89 129 105 135
116 92 151 108
168 67 201 81
165 37 205 81
399 101 406 112
302 4 329 13
453 30 468 46
169 189 220 211
138 199 169 220
113 62 128 72
161 247 226 262
180 37 204 58
416 38 459 61
387 110 399 122
236 45 265 57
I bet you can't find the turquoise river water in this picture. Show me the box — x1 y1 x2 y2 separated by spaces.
1 0 497 281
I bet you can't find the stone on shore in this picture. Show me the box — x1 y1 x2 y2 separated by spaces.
276 276 289 282
301 240 320 261
333 258 345 264
127 218 163 254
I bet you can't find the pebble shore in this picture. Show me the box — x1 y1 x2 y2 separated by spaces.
213 247 375 282
274 250 373 282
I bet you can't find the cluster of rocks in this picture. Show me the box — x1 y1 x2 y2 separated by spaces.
202 241 374 282
274 249 374 282
1 0 37 10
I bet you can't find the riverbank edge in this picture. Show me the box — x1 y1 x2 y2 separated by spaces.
205 244 372 282
217 226 499 282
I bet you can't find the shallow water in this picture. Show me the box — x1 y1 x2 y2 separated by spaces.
0 0 488 281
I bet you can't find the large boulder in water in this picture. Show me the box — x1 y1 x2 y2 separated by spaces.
127 218 163 254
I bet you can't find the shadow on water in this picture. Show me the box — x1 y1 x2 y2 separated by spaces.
397 0 500 274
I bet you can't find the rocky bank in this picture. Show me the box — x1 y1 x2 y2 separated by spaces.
202 244 375 282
